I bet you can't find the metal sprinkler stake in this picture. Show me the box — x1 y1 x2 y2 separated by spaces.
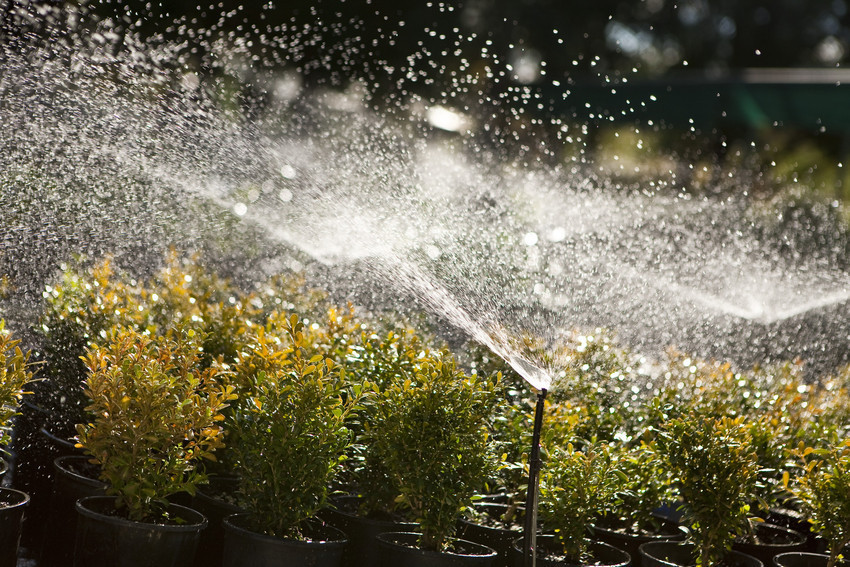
523 387 547 567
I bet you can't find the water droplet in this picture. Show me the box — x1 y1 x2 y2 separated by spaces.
548 227 566 242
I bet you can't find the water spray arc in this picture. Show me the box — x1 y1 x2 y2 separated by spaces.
523 387 547 567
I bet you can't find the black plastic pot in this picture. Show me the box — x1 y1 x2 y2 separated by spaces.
378 531 498 567
510 536 631 567
773 553 842 567
320 495 418 567
591 522 687 567
766 509 812 544
640 541 763 567
74 495 207 567
9 399 52 550
651 502 685 526
456 502 524 567
733 523 808 567
190 476 245 567
222 513 348 567
39 456 107 567
0 487 30 567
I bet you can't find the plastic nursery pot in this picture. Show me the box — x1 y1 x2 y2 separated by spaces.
377 531 498 567
222 513 348 567
765 509 812 543
456 502 525 567
9 400 54 551
651 502 685 526
0 487 30 567
639 541 763 567
74 495 208 567
319 494 419 567
39 456 107 567
40 426 84 455
190 476 245 567
732 523 808 567
510 536 631 567
591 522 688 567
773 553 835 567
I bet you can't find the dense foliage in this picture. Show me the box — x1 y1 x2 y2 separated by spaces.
226 313 360 538
0 320 34 450
10 250 850 561
358 352 499 551
795 442 850 567
657 414 759 567
539 441 624 563
76 327 235 522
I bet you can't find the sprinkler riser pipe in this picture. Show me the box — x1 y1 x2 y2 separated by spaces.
523 388 547 567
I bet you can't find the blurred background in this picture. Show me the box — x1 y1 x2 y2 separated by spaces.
7 0 842 200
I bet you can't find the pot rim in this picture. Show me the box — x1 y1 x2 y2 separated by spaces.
40 425 79 451
53 455 107 489
75 495 207 532
736 522 807 548
459 501 525 536
512 535 631 567
326 494 419 529
591 520 689 541
223 513 348 547
639 540 765 567
0 487 30 510
773 552 834 567
377 531 498 559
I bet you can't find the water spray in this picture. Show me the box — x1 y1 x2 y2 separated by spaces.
523 387 547 567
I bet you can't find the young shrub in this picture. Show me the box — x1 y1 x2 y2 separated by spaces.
548 329 637 443
38 257 147 431
793 441 850 567
334 321 431 492
539 441 624 563
142 251 260 367
657 414 759 567
227 313 360 539
746 415 794 516
0 320 35 448
488 397 533 511
601 441 675 536
358 352 499 551
75 327 235 522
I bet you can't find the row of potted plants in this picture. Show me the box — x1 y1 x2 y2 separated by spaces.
0 252 848 567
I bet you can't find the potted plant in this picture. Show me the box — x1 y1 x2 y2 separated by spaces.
318 323 433 567
35 257 147 436
531 440 631 567
788 440 850 567
457 397 530 567
73 326 235 567
0 320 36 567
221 313 357 567
592 441 686 567
190 305 366 567
731 417 806 567
359 350 500 566
141 250 261 368
646 414 762 567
